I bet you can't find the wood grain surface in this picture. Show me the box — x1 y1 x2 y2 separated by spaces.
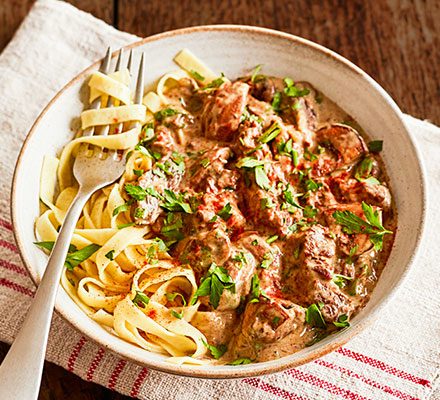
0 1 438 399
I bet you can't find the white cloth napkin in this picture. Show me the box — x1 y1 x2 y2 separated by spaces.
0 1 439 399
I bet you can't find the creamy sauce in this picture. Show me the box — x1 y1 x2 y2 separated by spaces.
130 75 396 362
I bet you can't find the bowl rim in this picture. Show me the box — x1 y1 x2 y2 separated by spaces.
10 24 427 379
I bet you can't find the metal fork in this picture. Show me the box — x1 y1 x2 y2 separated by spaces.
0 48 145 400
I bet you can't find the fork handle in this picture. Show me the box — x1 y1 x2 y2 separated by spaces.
0 187 92 400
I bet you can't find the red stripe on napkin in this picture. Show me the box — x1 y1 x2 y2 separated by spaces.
0 277 34 297
86 347 105 381
337 348 431 387
130 367 149 398
108 359 127 390
243 377 307 400
0 218 12 231
67 336 87 372
286 368 370 400
0 239 18 253
315 359 419 400
0 258 28 276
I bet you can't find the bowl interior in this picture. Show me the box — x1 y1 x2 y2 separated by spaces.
12 26 425 378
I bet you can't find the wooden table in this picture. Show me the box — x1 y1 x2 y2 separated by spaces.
0 1 438 399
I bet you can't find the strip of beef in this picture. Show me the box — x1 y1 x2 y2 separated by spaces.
134 156 184 225
175 228 232 281
328 172 392 210
191 311 237 347
283 225 354 322
238 233 283 298
185 147 239 193
313 124 367 175
229 299 306 361
201 81 249 141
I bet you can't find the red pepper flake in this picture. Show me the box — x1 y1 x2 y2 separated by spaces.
147 309 157 319
113 118 119 123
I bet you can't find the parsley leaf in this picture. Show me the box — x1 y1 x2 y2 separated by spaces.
217 203 233 221
333 274 353 288
284 78 310 97
133 169 143 177
355 157 380 185
191 264 235 309
249 274 268 303
254 165 271 190
229 358 252 365
333 314 350 328
125 184 148 201
202 74 225 91
117 222 136 229
305 303 326 329
272 92 282 112
303 205 318 218
105 250 115 261
65 244 101 270
154 108 179 122
266 235 278 244
189 70 205 81
34 241 77 253
236 157 265 168
132 291 150 308
161 189 193 213
251 64 262 83
259 122 281 144
368 140 383 152
305 178 322 192
202 340 227 359
332 202 392 250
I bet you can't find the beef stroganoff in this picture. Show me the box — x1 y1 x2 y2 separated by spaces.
35 50 395 365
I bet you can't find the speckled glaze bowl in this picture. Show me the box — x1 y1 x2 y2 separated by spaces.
11 26 426 378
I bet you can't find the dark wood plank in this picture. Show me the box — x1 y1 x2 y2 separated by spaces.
118 0 440 125
0 0 34 50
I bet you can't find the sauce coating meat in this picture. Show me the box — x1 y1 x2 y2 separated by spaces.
127 73 395 363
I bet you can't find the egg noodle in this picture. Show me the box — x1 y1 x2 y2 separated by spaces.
36 50 219 365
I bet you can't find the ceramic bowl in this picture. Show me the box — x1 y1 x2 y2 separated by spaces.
11 25 426 378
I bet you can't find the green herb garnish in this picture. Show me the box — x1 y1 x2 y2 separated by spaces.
189 70 205 81
284 77 310 97
333 314 350 328
259 122 281 144
368 140 383 153
305 303 326 329
202 340 227 359
332 202 392 250
217 203 232 221
190 264 235 309
105 250 115 261
132 291 150 308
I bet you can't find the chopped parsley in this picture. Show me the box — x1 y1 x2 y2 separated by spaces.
249 274 269 303
161 213 184 244
278 139 299 167
260 253 273 269
117 222 136 229
132 291 150 308
200 158 210 168
305 178 322 192
303 147 318 161
368 140 383 153
134 207 145 219
189 70 205 81
261 197 275 209
272 316 281 326
161 189 192 213
284 77 310 97
154 108 180 122
217 203 233 221
112 201 132 217
333 274 353 288
333 314 350 328
355 157 380 185
332 202 392 250
201 73 225 91
259 122 281 144
303 205 318 219
229 358 252 365
305 303 326 329
266 235 278 244
236 157 271 190
202 340 227 359
271 92 282 112
105 250 115 261
125 184 148 201
34 241 100 271
251 64 262 83
133 169 143 177
190 264 235 309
